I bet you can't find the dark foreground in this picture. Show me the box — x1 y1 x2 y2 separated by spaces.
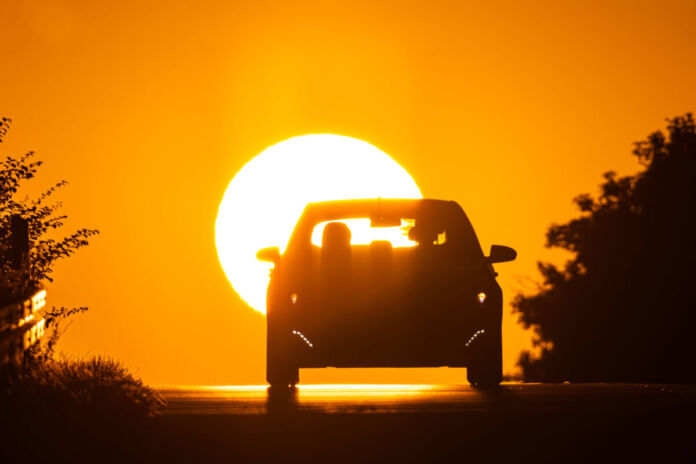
145 384 696 462
8 383 695 462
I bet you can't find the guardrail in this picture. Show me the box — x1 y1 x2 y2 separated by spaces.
0 289 47 369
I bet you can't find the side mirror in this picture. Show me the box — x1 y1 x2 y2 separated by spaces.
487 245 516 264
256 246 280 264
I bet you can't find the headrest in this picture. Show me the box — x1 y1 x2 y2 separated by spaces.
322 222 352 250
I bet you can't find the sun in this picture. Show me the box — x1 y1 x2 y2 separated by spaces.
215 134 422 314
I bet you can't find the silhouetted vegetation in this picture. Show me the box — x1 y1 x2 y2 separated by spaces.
514 114 696 382
6 354 163 424
0 116 97 359
0 118 163 461
0 117 99 304
1 353 164 462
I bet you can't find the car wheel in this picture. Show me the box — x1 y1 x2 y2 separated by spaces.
266 317 299 388
467 324 502 387
266 359 299 388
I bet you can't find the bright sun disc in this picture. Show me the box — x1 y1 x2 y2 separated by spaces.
215 134 422 314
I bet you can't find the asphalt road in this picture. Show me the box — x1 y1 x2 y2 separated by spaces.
158 382 696 415
146 383 696 462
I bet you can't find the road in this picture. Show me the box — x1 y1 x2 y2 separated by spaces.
147 383 696 462
158 382 696 414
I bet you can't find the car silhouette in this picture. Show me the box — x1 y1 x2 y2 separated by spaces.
256 199 516 387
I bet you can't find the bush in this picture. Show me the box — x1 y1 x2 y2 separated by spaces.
1 354 165 461
0 117 159 461
4 355 164 422
0 116 98 304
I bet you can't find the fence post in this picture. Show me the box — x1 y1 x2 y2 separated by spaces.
9 214 29 270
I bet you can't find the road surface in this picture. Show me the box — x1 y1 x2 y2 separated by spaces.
158 382 696 414
147 383 696 462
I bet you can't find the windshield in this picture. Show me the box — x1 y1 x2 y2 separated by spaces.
311 217 448 248
311 219 413 247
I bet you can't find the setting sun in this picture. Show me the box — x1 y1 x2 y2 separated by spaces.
215 134 422 314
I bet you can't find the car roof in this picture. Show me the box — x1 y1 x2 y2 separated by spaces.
302 198 458 220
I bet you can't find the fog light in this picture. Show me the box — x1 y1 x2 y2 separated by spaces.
477 292 487 304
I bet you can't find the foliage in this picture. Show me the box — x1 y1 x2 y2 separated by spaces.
0 119 162 460
4 355 164 421
0 354 165 461
0 117 99 304
513 114 696 382
29 305 90 365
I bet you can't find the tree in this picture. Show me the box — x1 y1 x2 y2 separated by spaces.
0 117 98 339
513 114 696 382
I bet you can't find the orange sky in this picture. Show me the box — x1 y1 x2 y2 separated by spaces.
2 0 695 385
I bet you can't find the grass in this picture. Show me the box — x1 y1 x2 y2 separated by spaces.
1 354 165 462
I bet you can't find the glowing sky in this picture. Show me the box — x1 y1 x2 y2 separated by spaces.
1 0 695 384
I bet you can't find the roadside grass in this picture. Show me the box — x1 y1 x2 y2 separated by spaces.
1 354 165 462
6 355 164 420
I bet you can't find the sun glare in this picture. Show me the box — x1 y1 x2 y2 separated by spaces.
215 134 422 314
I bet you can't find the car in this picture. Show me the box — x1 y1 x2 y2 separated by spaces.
256 198 516 388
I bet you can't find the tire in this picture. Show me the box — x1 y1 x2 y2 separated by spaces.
467 324 502 387
266 315 299 388
266 359 299 388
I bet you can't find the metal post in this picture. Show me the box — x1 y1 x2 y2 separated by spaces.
9 215 29 270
